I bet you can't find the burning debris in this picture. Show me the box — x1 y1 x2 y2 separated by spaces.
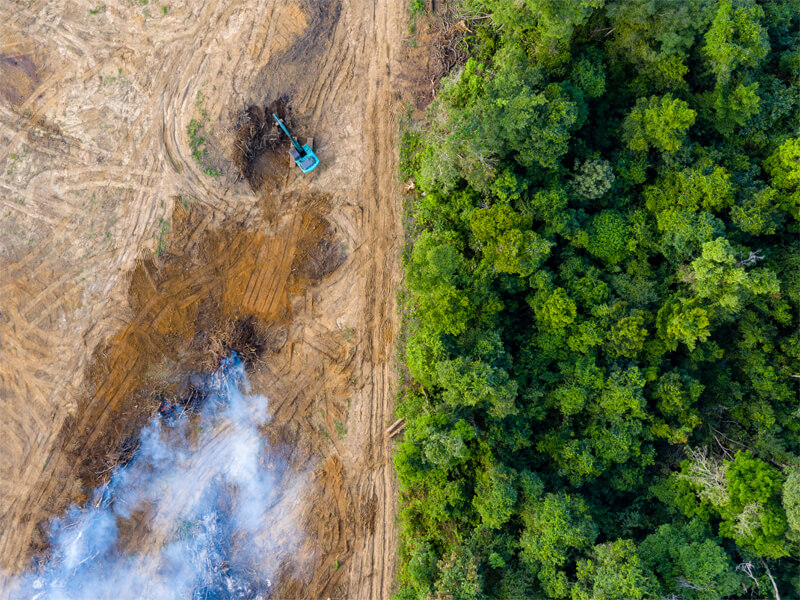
183 511 273 600
158 397 176 418
5 354 295 600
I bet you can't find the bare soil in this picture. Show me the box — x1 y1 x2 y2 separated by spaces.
0 0 418 597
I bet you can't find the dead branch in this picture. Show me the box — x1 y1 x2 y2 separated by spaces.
737 561 759 588
760 559 781 600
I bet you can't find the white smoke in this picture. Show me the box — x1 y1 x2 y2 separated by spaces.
3 354 301 600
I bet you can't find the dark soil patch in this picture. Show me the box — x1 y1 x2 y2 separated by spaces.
252 0 342 103
0 54 39 106
293 234 346 281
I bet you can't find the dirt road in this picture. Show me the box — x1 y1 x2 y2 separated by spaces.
0 0 407 597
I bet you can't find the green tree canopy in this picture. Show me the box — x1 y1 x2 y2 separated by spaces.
622 94 696 153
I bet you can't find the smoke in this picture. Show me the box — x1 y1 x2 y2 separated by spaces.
4 354 301 600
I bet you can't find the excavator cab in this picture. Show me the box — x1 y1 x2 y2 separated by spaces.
272 113 320 173
289 146 319 173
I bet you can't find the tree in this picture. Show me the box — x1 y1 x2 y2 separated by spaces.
420 419 476 473
783 467 800 536
395 0 800 595
689 237 780 317
418 286 475 337
528 287 577 330
573 539 655 600
655 209 726 262
521 187 572 236
605 0 715 91
656 297 711 352
437 356 519 419
401 541 438 599
571 52 606 98
645 162 735 213
677 446 730 509
473 462 518 530
765 137 800 191
489 168 529 204
469 204 552 277
643 161 735 260
404 328 447 389
539 365 653 488
416 60 496 192
669 450 789 559
622 94 696 153
720 451 788 558
639 520 742 600
764 137 800 219
406 232 477 336
573 158 615 200
731 186 786 236
705 81 762 135
432 546 484 600
650 370 703 443
485 45 580 168
703 0 769 86
406 231 467 293
519 492 598 598
487 0 604 65
606 314 648 358
586 210 631 265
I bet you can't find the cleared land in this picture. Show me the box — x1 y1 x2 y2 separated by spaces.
0 0 416 596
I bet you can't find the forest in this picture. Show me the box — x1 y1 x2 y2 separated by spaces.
395 0 799 598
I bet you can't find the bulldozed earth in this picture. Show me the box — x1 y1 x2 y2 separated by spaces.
0 0 438 596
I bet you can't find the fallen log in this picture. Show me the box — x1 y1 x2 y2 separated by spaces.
385 418 405 438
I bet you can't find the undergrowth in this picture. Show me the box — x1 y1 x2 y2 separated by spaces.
187 91 222 178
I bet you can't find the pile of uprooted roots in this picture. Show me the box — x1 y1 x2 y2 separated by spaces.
232 98 291 188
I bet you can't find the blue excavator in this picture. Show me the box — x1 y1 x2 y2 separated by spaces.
271 113 319 173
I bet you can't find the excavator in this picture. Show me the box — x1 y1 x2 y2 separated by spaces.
271 113 319 173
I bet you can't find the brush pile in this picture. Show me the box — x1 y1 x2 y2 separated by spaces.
233 99 291 189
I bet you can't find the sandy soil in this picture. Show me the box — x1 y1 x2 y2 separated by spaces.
0 0 415 596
